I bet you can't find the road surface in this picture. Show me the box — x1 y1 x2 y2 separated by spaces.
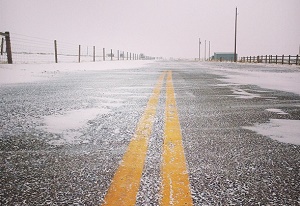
1 61 299 205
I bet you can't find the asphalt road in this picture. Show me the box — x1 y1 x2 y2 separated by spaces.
1 61 299 205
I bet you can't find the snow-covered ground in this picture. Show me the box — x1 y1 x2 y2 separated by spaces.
0 60 152 84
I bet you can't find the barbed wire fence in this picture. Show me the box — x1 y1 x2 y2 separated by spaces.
0 32 154 64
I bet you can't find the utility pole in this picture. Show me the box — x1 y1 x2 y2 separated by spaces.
93 46 95 62
103 48 105 61
54 40 58 63
78 45 81 63
209 41 211 61
234 7 238 62
198 38 201 61
204 40 206 61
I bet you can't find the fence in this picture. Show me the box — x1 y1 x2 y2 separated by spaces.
240 55 299 65
0 32 154 64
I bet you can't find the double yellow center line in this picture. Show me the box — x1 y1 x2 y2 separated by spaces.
102 71 193 206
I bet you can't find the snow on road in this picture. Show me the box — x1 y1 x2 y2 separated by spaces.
244 119 300 145
40 108 111 145
1 61 300 145
208 62 300 145
210 63 300 96
0 60 152 145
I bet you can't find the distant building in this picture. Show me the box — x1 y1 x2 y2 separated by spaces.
212 52 237 61
139 53 145 60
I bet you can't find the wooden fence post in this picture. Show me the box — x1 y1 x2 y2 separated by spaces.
93 46 95 62
4 32 13 64
296 55 299 65
1 38 3 55
54 40 58 63
270 55 272 63
103 48 105 61
78 45 81 63
111 49 113 61
275 55 278 64
265 55 267 63
288 55 291 65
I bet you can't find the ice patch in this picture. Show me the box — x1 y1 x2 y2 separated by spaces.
266 108 288 115
40 107 110 144
244 119 300 145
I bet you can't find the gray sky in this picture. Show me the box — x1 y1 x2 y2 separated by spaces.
1 0 299 59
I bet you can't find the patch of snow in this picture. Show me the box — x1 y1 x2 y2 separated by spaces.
266 108 288 115
40 107 110 145
114 128 120 134
215 83 241 87
230 88 260 99
186 92 196 97
244 119 300 145
210 66 300 96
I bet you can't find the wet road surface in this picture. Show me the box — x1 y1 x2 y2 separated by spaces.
1 61 299 205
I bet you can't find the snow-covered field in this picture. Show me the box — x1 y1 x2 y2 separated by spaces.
0 60 152 84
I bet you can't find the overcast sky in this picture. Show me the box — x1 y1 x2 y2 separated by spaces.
1 0 299 59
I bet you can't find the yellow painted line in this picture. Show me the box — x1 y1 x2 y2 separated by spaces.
161 71 193 206
102 72 166 206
